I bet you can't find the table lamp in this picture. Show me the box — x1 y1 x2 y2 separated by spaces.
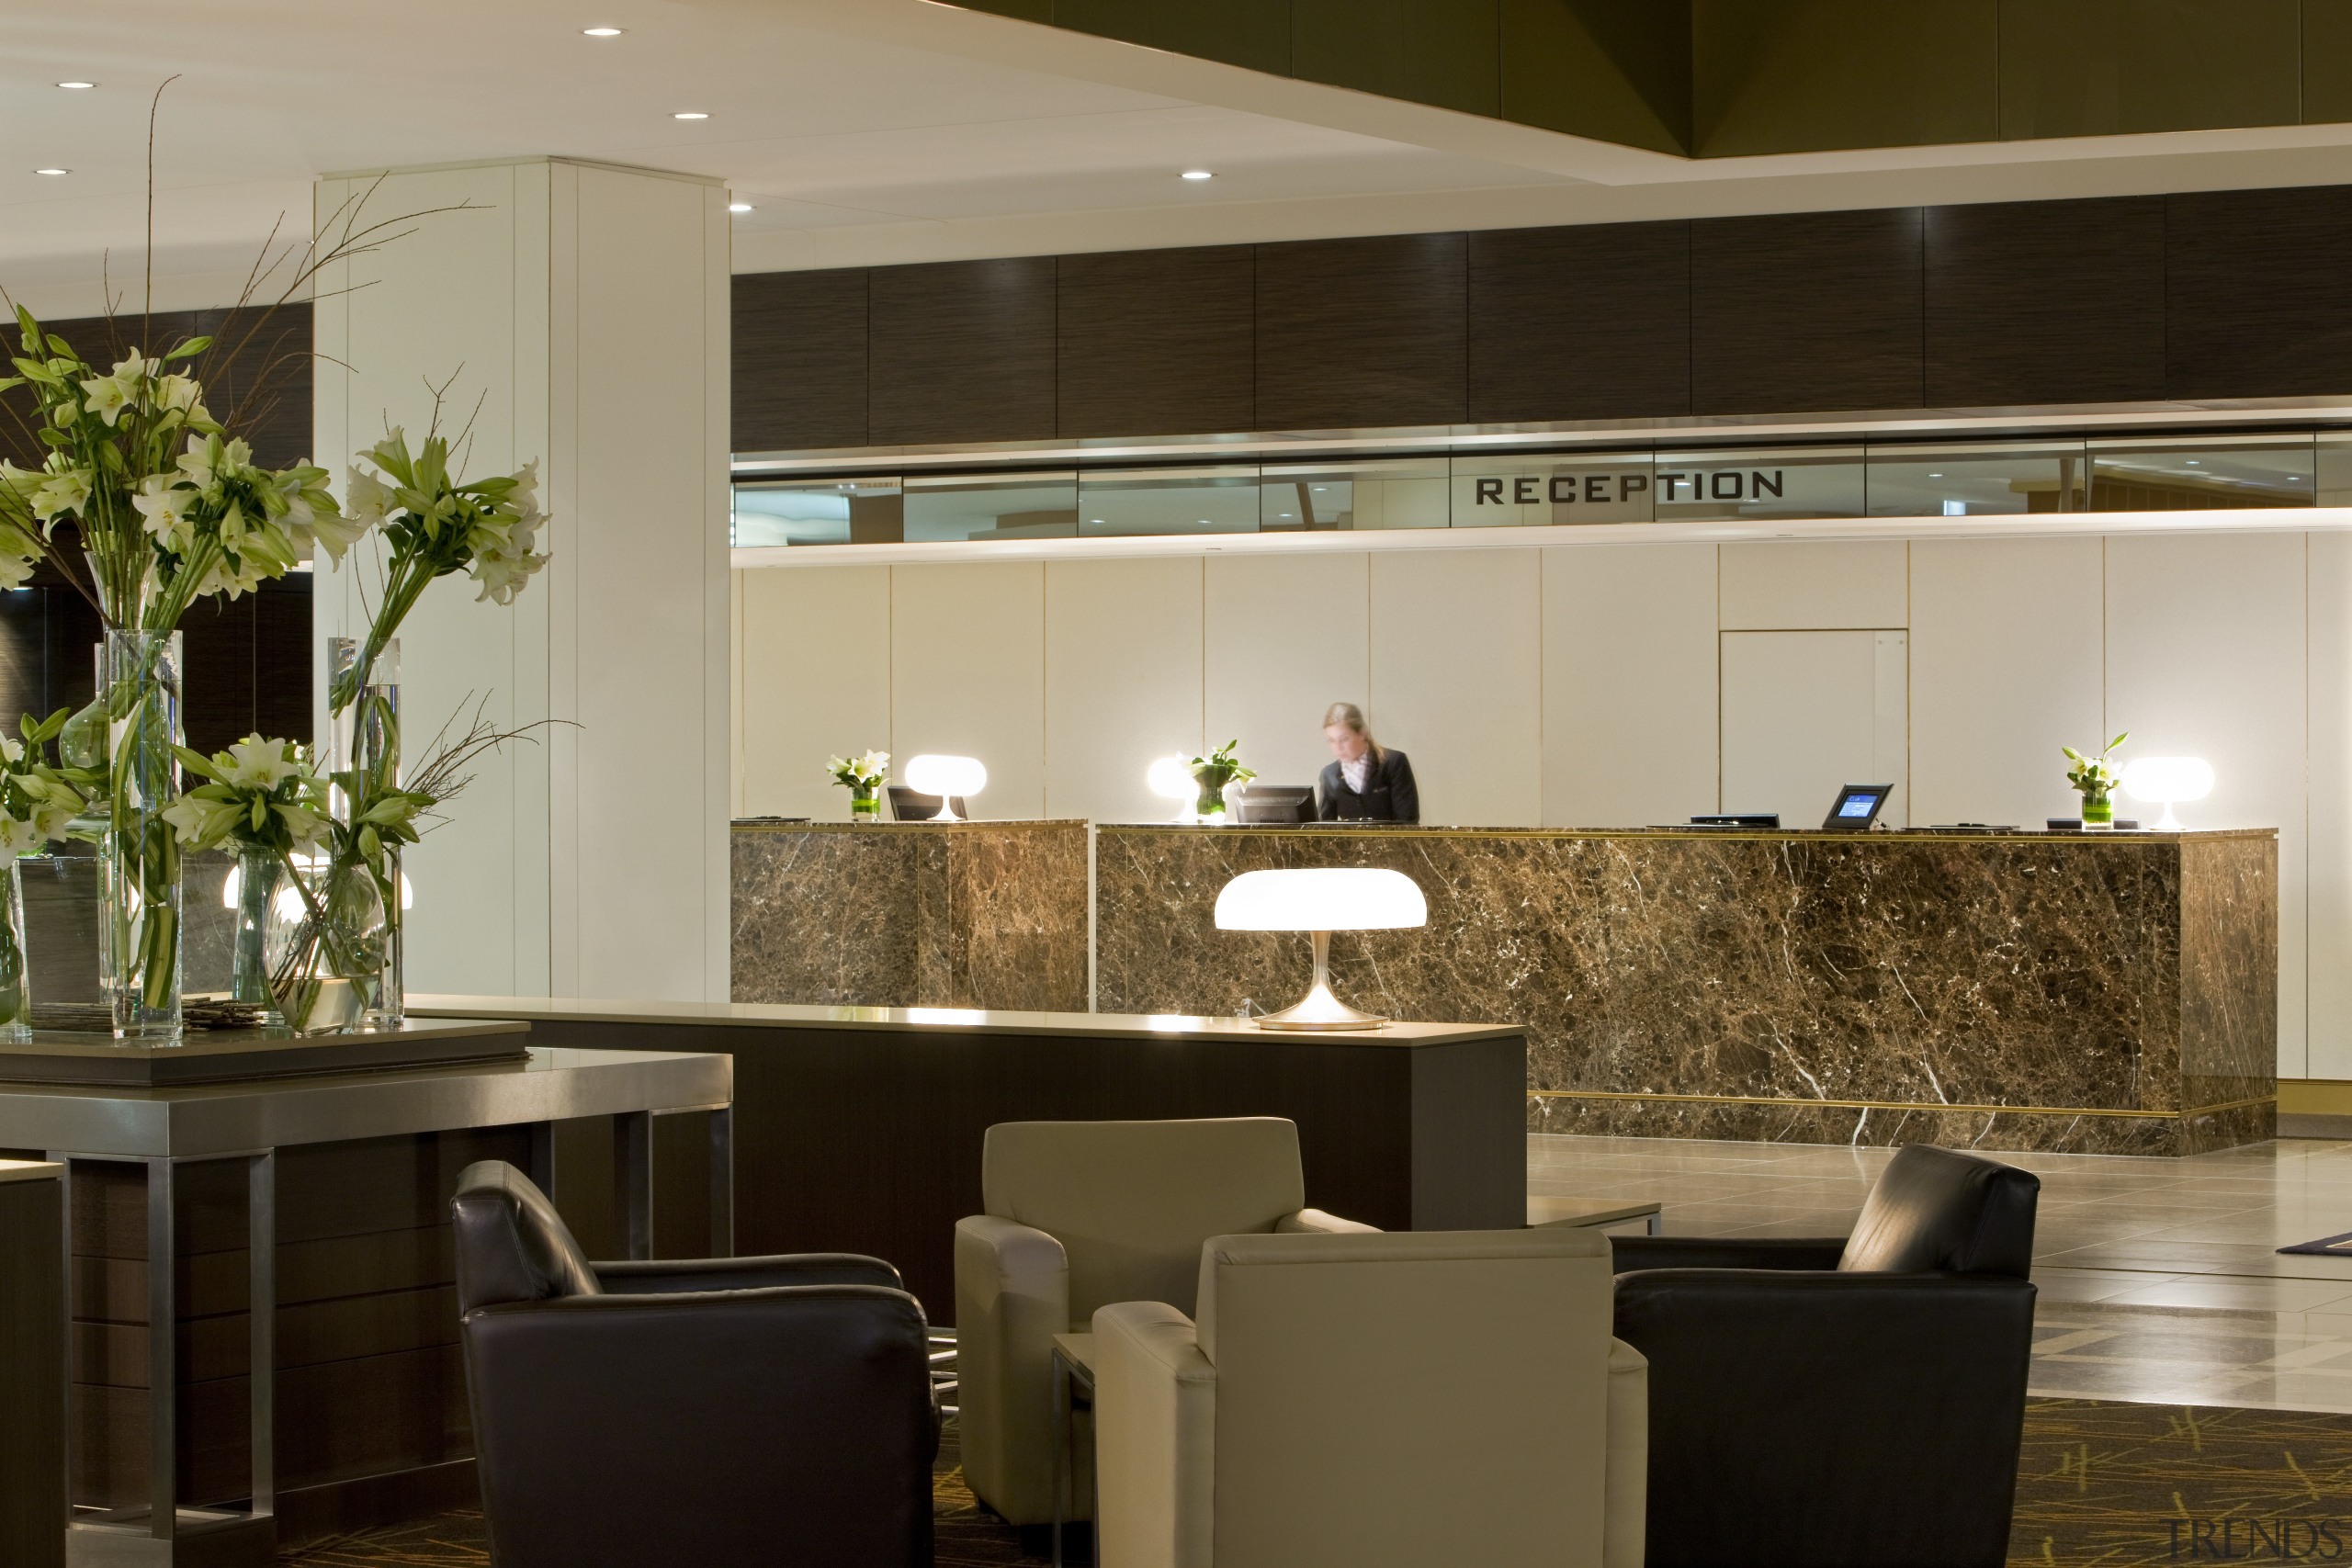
2121 756 2214 831
904 754 986 822
1214 867 1428 1030
1147 755 1195 822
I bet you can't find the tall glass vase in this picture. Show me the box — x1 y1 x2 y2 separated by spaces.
327 637 401 1025
0 858 29 1043
230 845 287 1027
96 630 183 1039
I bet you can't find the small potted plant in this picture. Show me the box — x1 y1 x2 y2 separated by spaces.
1188 739 1255 823
828 750 889 821
2062 732 2128 829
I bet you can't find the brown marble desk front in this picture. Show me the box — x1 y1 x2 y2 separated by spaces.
1094 826 2278 1155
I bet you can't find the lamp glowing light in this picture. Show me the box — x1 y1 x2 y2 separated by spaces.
904 754 986 822
1214 868 1428 1031
2121 756 2214 831
1147 755 1195 820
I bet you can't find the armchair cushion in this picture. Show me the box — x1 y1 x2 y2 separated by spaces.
1276 1207 1381 1235
452 1160 601 1313
954 1214 1072 1527
593 1253 902 1294
1094 1301 1216 1568
1838 1143 2041 1277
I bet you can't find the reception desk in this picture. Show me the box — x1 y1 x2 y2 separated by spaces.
732 819 1088 1010
1096 825 2277 1155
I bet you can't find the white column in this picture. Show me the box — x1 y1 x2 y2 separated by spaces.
313 158 730 1003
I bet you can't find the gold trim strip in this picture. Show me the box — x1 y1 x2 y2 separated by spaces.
1095 825 2269 844
1531 1089 2278 1121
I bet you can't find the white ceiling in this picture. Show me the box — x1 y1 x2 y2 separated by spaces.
8 0 2352 316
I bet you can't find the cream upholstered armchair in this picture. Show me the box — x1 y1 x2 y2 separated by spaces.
1092 1227 1647 1568
953 1117 1374 1528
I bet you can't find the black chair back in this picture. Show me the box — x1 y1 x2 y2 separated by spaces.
1838 1144 2040 1277
452 1161 603 1312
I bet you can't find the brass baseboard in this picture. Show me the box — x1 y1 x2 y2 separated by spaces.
1530 1088 2278 1122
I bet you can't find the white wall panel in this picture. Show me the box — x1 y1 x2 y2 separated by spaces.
1721 631 1908 827
737 566 893 820
2312 534 2352 1077
1045 558 1204 822
891 561 1046 821
1204 553 1369 795
1720 540 1908 630
1368 550 1542 827
1541 542 1718 827
2106 533 2309 1076
1909 537 2106 828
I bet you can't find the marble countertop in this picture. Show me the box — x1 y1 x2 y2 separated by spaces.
411 993 1521 1047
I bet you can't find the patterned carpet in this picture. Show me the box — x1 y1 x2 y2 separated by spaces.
280 1400 2352 1565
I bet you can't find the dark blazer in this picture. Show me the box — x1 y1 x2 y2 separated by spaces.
1317 750 1419 823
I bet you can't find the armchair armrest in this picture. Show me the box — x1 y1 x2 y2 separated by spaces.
1277 1208 1382 1235
461 1284 938 1566
1610 1235 1847 1272
593 1252 902 1294
1605 1337 1646 1568
1094 1301 1216 1568
1614 1269 2036 1568
954 1214 1071 1525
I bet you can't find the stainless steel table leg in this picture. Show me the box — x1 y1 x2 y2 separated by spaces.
616 1111 653 1260
248 1152 276 1524
1647 1212 1663 1235
147 1157 176 1544
527 1121 557 1193
47 1154 74 1536
1051 1353 1071 1568
707 1108 734 1258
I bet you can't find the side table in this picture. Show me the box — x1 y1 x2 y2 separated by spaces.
1528 1195 1664 1234
1050 1331 1096 1568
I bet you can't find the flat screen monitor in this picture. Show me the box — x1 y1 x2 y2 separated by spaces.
1822 784 1894 831
887 785 968 821
1234 784 1315 825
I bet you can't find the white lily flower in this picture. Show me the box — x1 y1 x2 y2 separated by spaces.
222 736 300 791
0 814 43 857
161 795 240 847
345 467 393 528
155 373 202 413
272 800 326 848
29 467 89 520
79 374 131 427
28 800 74 841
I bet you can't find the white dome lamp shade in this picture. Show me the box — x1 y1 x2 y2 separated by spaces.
2121 756 2214 832
1214 867 1429 1031
1147 755 1195 822
903 754 986 822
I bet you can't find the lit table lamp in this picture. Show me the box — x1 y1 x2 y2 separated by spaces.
1214 867 1428 1031
904 754 986 822
1147 755 1195 822
2121 756 2214 831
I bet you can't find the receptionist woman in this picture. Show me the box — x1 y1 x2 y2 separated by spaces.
1317 702 1419 822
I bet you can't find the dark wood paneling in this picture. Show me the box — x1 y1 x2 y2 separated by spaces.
1926 197 2165 407
868 257 1057 446
0 1175 66 1568
730 269 868 453
2166 186 2352 399
1255 233 1468 431
254 574 312 743
1056 246 1256 437
1467 220 1691 422
179 592 256 758
1690 208 1925 413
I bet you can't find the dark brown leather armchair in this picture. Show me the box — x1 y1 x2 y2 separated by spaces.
451 1161 938 1568
1610 1144 2041 1568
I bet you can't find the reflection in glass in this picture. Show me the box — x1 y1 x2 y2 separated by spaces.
1078 467 1259 537
1260 459 1448 530
732 479 904 547
1866 444 2086 517
903 471 1078 542
1653 448 1862 520
2084 438 2315 510
1449 454 1654 526
2319 437 2352 507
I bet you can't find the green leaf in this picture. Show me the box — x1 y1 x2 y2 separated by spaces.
164 336 212 361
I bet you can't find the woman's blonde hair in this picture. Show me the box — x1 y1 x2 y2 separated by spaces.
1322 701 1385 762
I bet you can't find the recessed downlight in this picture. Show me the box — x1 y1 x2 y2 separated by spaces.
582 26 624 35
673 110 709 119
57 82 95 90
33 168 69 176
1181 169 1213 180
728 202 753 213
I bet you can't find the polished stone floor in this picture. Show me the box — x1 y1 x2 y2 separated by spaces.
1531 1133 2352 1414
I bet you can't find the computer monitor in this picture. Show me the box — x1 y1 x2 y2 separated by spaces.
1233 784 1315 824
887 785 969 821
1822 784 1894 830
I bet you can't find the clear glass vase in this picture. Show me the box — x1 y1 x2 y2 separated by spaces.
229 845 287 1027
0 858 29 1043
264 859 387 1033
327 637 401 1025
96 630 183 1039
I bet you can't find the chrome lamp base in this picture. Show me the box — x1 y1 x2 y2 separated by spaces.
1253 931 1386 1031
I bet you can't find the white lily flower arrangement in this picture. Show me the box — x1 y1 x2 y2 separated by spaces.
828 750 889 790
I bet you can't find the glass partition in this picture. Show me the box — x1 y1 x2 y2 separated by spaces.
2084 436 2315 510
1078 467 1260 537
903 471 1078 542
1866 443 2086 517
1653 447 1863 520
1260 458 1449 530
1449 453 1654 525
733 479 905 547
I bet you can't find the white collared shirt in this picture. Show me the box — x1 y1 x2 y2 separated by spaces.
1340 754 1371 794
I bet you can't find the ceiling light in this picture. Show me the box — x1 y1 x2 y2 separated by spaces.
728 202 752 213
1181 170 1213 181
56 82 95 90
33 168 68 176
582 26 624 35
673 110 708 119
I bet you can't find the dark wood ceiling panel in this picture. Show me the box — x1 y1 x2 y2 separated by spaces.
731 269 869 454
1255 233 1468 431
1690 208 1924 413
1925 197 2165 407
1467 220 1690 423
2166 186 2352 399
869 257 1057 446
1056 246 1255 438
